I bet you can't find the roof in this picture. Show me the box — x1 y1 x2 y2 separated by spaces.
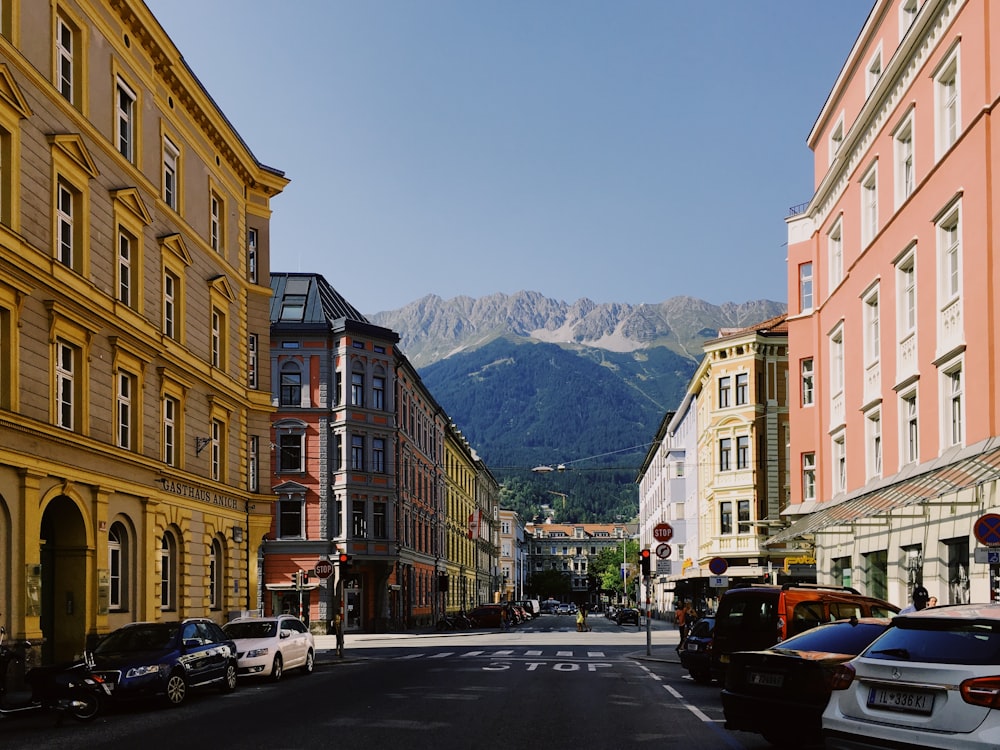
714 313 788 341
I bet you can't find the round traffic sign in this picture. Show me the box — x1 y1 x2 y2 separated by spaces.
975 513 1000 546
314 559 334 579
652 523 674 542
709 556 728 575
656 543 672 559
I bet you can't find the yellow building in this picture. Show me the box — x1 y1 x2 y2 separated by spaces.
0 1 286 662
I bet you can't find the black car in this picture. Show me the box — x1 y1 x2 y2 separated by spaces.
721 617 892 748
91 618 238 707
677 615 715 683
615 608 640 625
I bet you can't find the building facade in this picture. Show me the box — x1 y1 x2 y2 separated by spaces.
498 508 527 601
776 0 1000 606
0 0 286 662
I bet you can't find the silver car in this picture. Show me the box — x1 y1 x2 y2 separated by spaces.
223 615 315 682
823 603 1000 749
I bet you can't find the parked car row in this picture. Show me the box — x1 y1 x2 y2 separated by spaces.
704 583 1000 749
88 615 315 709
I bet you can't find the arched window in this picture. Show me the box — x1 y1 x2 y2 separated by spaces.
280 361 302 406
209 539 223 610
160 532 177 611
108 521 129 611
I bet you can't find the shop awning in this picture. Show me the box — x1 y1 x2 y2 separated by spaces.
766 443 1000 546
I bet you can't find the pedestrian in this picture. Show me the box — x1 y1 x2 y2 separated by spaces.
899 585 930 614
675 600 687 639
332 613 344 658
576 607 585 632
501 606 511 631
927 596 938 608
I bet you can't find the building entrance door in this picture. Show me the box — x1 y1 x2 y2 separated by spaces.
345 580 362 632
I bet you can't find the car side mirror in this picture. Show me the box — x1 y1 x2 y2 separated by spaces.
182 638 201 649
279 630 291 639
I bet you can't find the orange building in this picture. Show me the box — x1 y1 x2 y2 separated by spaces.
775 0 1000 606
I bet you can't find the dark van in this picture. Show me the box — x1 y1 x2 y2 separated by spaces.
709 583 898 681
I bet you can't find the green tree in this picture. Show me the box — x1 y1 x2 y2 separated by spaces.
587 538 640 604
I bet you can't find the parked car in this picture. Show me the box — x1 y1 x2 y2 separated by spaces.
722 616 893 747
710 583 898 682
615 608 640 625
823 603 1000 749
468 604 505 628
223 615 315 681
556 603 573 615
514 599 541 619
677 615 716 683
90 619 237 706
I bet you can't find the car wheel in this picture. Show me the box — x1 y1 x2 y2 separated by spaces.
164 671 187 706
303 649 314 675
220 660 238 692
270 653 283 682
690 670 712 684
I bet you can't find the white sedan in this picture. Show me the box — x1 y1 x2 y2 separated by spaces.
223 615 315 681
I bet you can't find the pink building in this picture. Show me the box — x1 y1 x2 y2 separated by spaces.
774 0 1000 607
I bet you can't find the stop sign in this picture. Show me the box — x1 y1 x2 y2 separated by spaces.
314 559 334 579
652 523 673 542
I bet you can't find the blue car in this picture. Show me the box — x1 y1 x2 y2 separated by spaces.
91 618 238 707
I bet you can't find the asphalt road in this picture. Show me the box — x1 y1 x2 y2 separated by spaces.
0 615 776 750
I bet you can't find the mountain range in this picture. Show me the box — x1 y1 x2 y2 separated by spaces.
369 292 787 522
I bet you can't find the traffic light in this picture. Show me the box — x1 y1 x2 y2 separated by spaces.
640 548 651 578
291 570 304 588
337 552 352 569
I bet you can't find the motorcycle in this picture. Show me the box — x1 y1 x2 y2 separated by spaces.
0 624 110 722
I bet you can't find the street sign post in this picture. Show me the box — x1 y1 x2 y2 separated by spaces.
974 514 1000 547
709 557 728 576
652 523 674 542
314 559 334 579
655 542 672 559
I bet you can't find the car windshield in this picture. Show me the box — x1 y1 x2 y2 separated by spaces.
224 621 278 639
865 619 1000 664
95 624 178 653
774 620 890 655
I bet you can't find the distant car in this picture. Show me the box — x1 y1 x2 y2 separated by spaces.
615 608 640 625
91 619 237 707
722 617 893 747
677 616 715 683
556 603 572 615
223 615 315 681
823 603 1000 749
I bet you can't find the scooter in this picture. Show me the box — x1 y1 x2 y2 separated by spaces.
0 625 110 722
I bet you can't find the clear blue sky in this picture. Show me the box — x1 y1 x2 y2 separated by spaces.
144 0 874 315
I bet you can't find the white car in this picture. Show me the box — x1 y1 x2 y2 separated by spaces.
823 603 1000 749
223 615 315 681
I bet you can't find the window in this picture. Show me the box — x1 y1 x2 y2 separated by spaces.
897 252 917 338
830 327 845 397
829 115 844 166
209 539 221 610
718 376 731 408
866 47 882 96
935 48 960 157
351 372 364 407
116 78 136 162
162 135 179 210
351 435 364 471
163 270 178 340
939 210 961 302
901 390 918 464
211 308 225 369
56 13 76 104
833 432 847 495
864 549 889 601
160 532 176 610
279 294 306 321
352 500 367 537
56 179 76 268
720 501 732 535
211 418 223 481
737 500 751 534
828 218 843 292
117 229 134 307
373 503 387 538
945 536 970 604
802 453 816 501
116 370 136 450
861 164 878 246
247 228 258 284
372 437 385 473
279 362 301 406
719 438 732 472
248 333 258 389
736 435 750 470
248 436 259 492
163 395 178 466
278 432 303 472
799 262 813 312
864 287 880 366
55 339 77 430
900 0 919 41
372 376 385 410
943 363 963 447
866 409 882 480
278 496 304 538
210 191 223 252
801 359 814 406
894 113 915 204
735 372 748 405
108 522 127 611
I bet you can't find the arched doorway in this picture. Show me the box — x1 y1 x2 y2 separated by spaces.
39 496 89 664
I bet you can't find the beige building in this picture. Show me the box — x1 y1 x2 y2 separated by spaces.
0 1 285 662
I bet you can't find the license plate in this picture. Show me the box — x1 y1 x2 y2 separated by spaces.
867 687 934 714
747 670 784 688
686 642 701 651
